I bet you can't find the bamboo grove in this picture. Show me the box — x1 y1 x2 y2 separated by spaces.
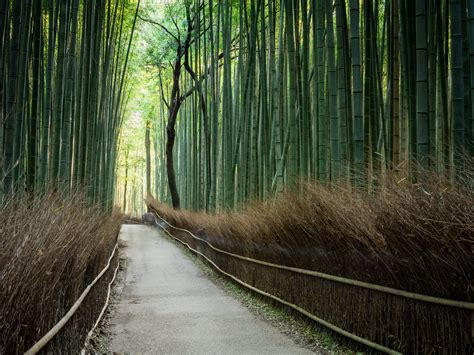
123 0 474 212
0 0 139 207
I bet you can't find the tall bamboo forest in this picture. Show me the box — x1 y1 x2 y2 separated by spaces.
115 0 473 214
1 0 473 212
0 0 139 208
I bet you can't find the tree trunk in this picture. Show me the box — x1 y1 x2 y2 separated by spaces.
145 118 151 196
166 106 180 209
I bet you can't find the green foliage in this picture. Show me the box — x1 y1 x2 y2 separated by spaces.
114 0 474 213
0 0 140 210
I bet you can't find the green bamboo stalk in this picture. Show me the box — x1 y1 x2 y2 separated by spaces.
350 0 365 183
285 0 299 186
27 0 42 193
60 0 79 186
416 0 429 168
316 0 327 182
50 0 68 183
4 0 22 194
391 0 401 167
450 0 465 174
0 0 7 199
336 0 349 177
272 0 285 194
327 0 339 180
467 0 474 154
13 0 32 186
300 0 311 178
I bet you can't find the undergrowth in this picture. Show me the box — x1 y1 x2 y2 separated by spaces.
148 172 473 300
147 169 474 353
0 191 122 354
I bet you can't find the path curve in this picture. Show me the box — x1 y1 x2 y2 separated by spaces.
108 225 314 354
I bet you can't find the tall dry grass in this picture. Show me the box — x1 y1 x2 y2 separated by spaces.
0 191 122 354
148 173 473 300
146 170 474 352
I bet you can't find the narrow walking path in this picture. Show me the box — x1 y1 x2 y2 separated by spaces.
108 225 313 354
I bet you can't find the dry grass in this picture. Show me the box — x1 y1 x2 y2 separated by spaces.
147 173 473 299
146 170 474 353
0 191 123 354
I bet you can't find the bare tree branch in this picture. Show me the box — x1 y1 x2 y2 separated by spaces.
138 13 179 44
170 16 181 44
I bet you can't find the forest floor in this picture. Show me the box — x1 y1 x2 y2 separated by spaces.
95 225 347 354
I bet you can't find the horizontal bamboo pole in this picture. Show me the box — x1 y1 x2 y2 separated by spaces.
81 252 121 354
25 242 119 355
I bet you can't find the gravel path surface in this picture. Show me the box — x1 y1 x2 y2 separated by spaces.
108 224 314 354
